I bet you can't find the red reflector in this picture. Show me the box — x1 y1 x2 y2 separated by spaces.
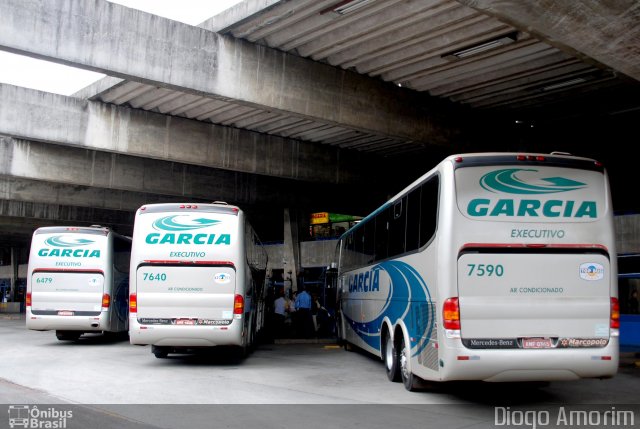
457 356 470 361
234 294 244 315
102 293 111 308
536 156 545 161
454 157 463 163
443 297 460 330
611 297 620 329
26 292 32 307
601 356 612 361
516 155 526 161
525 243 547 248
129 293 137 314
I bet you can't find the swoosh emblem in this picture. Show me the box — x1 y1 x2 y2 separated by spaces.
152 215 220 231
480 168 586 194
44 236 94 248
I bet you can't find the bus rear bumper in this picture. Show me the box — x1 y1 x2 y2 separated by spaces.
129 318 244 347
433 341 619 382
26 310 110 332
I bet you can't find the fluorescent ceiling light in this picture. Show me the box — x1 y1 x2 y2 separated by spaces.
333 0 375 15
542 78 587 91
444 33 518 60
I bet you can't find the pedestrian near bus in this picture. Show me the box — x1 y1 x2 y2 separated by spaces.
294 286 314 338
272 288 287 338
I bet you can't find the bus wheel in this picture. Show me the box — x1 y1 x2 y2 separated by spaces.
399 337 419 391
152 346 168 359
384 334 400 382
56 331 80 341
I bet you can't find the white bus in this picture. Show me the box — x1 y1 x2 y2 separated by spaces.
128 202 268 358
335 152 619 391
26 226 132 341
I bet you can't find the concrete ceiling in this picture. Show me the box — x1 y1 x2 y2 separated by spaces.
79 0 640 157
0 0 639 248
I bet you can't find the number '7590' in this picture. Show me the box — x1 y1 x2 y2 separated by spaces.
466 264 504 277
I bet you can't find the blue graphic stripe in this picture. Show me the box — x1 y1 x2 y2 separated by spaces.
344 261 434 357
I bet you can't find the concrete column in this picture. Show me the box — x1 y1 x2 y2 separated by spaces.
283 208 300 292
9 247 17 302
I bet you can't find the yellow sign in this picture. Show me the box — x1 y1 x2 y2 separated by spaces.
310 212 329 224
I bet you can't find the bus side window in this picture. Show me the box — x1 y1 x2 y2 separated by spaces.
388 197 407 257
374 207 389 262
405 187 421 253
419 176 439 247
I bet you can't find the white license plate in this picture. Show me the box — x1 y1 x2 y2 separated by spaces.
522 338 553 349
57 311 74 316
175 319 195 325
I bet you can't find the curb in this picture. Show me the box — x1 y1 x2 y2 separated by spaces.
274 338 338 345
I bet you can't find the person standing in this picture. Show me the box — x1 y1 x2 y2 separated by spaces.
294 286 314 338
272 288 287 338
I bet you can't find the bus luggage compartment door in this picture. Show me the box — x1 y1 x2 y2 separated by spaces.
457 252 611 349
136 265 236 324
31 270 104 315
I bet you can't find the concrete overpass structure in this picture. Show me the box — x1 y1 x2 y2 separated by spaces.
0 0 639 298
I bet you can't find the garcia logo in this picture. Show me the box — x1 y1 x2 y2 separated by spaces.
468 168 597 218
579 263 605 281
38 236 100 258
145 215 230 245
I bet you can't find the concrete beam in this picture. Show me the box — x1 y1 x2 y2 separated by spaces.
0 137 294 207
0 84 370 184
458 0 640 81
0 199 134 236
0 176 197 213
0 136 384 215
0 0 459 145
200 0 283 33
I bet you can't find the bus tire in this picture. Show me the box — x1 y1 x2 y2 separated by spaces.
399 336 420 391
56 331 81 341
384 334 400 382
152 345 168 359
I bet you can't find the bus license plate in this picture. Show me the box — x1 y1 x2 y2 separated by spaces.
57 311 74 316
522 338 553 349
175 319 195 325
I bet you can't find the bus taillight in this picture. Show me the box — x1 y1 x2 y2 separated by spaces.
611 297 620 329
443 297 461 330
234 294 244 315
101 293 111 310
26 292 31 307
129 293 137 314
